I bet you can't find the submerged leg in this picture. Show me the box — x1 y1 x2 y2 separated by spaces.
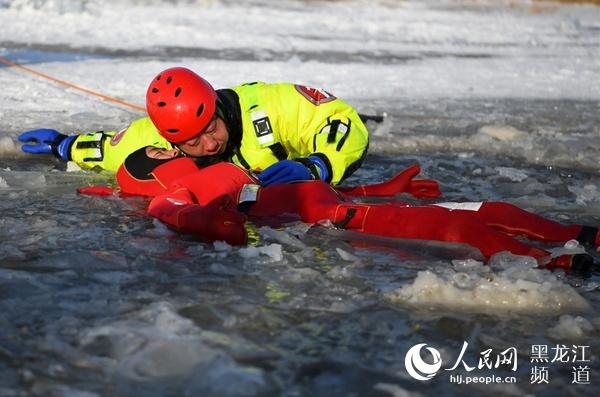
333 203 596 272
468 202 599 246
331 204 549 260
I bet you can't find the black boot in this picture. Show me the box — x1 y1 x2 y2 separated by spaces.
576 226 600 247
546 253 594 276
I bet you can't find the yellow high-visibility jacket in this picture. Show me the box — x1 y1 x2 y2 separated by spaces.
69 82 369 185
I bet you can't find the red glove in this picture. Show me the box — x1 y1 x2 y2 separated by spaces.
338 164 442 199
148 191 248 245
77 185 115 196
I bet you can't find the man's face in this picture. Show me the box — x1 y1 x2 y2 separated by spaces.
177 116 229 157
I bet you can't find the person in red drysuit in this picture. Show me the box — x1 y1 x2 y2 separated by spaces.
104 152 599 274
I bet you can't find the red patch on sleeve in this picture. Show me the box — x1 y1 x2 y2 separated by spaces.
295 84 336 105
110 128 127 146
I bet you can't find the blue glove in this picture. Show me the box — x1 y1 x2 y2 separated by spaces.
258 156 329 187
18 129 76 161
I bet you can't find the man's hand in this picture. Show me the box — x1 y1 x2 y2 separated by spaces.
18 128 75 161
258 160 313 186
258 156 328 186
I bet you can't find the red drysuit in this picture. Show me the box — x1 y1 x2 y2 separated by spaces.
112 157 598 271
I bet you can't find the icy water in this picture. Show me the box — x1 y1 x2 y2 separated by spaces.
1 108 599 397
1 0 600 396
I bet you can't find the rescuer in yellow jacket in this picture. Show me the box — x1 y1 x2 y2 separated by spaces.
18 67 369 186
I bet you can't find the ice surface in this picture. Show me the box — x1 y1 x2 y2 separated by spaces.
495 166 529 182
569 183 600 205
336 247 361 263
478 125 527 142
73 302 271 395
374 383 425 397
238 243 283 262
548 239 587 256
547 314 596 340
0 1 599 396
0 135 17 155
386 254 592 315
1 0 599 169
258 225 309 250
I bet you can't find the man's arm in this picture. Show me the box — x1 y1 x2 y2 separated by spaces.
256 83 369 186
309 112 369 185
19 117 171 172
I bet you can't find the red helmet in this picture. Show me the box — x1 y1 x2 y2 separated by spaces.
146 67 217 143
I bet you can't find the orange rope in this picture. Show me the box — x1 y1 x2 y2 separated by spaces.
0 55 146 112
